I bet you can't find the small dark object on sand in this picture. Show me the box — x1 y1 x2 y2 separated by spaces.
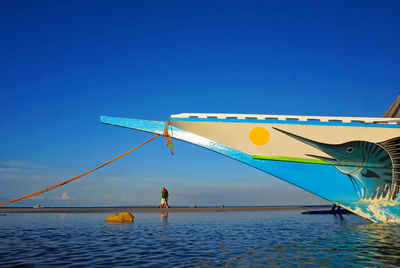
302 204 352 215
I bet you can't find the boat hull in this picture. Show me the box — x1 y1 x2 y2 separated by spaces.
101 114 400 223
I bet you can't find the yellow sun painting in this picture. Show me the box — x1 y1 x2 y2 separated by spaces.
249 127 270 146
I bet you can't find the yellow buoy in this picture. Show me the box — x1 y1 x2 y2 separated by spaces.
105 212 134 223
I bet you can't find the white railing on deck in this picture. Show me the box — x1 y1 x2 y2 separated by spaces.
171 113 400 124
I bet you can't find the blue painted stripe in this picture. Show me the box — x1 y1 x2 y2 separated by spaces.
171 117 400 128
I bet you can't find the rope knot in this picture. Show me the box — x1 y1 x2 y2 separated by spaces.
163 118 174 155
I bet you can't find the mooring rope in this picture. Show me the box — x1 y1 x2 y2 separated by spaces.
0 119 176 206
163 117 174 155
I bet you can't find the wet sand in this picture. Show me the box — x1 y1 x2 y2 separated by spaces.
0 206 328 213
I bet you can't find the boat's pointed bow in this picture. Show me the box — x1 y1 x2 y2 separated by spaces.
100 115 166 135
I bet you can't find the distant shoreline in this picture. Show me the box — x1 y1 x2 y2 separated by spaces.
0 205 330 213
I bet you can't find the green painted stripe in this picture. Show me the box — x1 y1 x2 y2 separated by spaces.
252 155 330 165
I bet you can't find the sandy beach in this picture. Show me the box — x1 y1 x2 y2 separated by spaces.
0 206 329 213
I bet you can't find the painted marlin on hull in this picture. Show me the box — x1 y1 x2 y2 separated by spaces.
273 127 400 200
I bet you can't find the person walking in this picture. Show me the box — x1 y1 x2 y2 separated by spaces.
160 187 169 209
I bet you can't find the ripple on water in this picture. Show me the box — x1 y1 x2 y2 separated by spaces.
2 211 400 267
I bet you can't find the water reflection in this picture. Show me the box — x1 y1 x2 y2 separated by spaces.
1 210 394 267
58 213 67 221
160 211 168 224
347 223 400 266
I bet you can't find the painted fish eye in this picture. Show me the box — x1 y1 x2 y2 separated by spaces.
346 147 353 153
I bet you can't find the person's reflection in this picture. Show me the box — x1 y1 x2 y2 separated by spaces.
161 211 168 224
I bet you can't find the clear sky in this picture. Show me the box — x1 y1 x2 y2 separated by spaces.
1 0 399 207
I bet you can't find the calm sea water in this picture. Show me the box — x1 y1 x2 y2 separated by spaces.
1 209 400 267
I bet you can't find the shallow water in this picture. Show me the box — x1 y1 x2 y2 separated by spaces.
1 209 400 267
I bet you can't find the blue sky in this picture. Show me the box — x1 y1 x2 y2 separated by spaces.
1 0 399 207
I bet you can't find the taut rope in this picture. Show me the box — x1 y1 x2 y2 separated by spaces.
0 119 175 206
